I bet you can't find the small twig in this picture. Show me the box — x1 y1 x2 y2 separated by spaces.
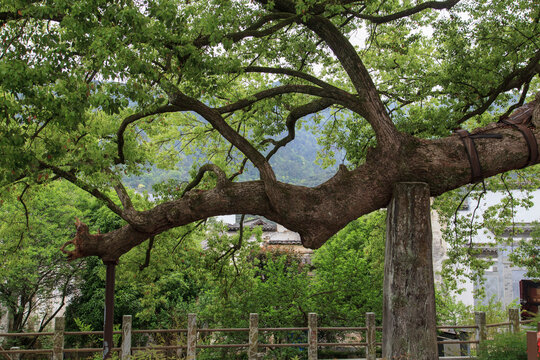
499 81 530 120
500 173 516 239
468 181 487 248
18 183 30 229
30 118 51 141
225 118 244 162
13 183 31 252
38 160 124 217
215 215 245 276
453 183 479 243
228 158 249 181
139 236 155 271
172 220 206 253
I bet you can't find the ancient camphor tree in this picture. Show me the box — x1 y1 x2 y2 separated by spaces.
2 0 538 261
1 0 539 297
1 0 538 358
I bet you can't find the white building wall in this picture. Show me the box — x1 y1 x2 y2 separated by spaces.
432 189 540 308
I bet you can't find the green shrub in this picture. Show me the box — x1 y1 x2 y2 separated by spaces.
477 331 527 360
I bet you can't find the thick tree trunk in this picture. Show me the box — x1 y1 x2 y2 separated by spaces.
383 182 438 360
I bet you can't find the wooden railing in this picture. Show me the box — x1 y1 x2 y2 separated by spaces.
0 309 537 360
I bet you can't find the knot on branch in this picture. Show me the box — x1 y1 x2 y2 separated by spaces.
182 164 231 197
60 218 103 261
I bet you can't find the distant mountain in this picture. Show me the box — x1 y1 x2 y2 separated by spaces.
241 128 339 186
124 126 340 191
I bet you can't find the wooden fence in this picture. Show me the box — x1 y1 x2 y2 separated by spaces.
0 309 537 360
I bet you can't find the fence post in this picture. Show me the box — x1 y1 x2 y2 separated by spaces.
10 347 20 360
53 316 65 360
187 313 197 360
308 313 317 360
121 315 132 360
509 308 520 334
249 313 258 360
475 311 486 354
53 316 66 360
366 312 376 360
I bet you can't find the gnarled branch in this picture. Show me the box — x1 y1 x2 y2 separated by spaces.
348 0 460 24
182 163 231 197
58 97 540 262
265 98 334 160
456 49 540 125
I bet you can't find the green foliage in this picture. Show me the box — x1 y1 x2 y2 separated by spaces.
437 290 519 327
477 331 527 360
1 0 537 197
68 214 384 358
1 1 539 354
65 225 206 336
508 223 540 278
435 286 472 326
0 181 90 333
311 211 386 325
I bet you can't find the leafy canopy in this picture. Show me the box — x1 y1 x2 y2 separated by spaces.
0 0 538 260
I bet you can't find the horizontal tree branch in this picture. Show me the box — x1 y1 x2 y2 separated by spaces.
61 96 540 262
217 84 363 118
191 14 298 49
243 66 337 89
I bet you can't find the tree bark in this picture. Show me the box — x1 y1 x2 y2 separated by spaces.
383 182 438 360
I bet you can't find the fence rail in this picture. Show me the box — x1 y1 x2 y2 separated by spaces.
0 308 536 360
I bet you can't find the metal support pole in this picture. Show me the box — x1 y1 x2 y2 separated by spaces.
527 331 539 360
103 260 118 359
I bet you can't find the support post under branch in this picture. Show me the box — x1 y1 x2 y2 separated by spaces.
383 182 438 360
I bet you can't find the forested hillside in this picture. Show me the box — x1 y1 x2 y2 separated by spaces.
124 124 340 190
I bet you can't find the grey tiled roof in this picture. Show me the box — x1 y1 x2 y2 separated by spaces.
228 218 277 232
267 239 302 245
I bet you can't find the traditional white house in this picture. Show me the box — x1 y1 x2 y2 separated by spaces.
218 215 313 263
431 189 540 313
